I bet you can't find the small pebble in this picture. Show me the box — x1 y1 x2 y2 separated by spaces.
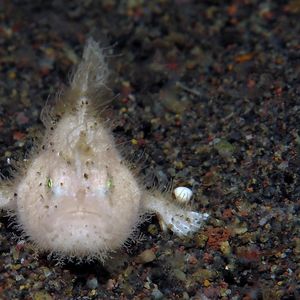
32 291 53 300
172 269 187 281
220 240 231 256
151 288 164 300
135 249 156 264
86 277 99 289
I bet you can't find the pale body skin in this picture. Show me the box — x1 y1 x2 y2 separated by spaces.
0 39 208 261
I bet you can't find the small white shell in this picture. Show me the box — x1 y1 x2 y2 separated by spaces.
174 186 193 203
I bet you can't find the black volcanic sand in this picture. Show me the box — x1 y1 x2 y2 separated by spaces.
0 1 299 299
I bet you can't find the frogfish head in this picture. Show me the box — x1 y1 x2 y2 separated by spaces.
17 151 142 259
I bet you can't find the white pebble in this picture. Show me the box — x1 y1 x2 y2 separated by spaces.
174 187 193 203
